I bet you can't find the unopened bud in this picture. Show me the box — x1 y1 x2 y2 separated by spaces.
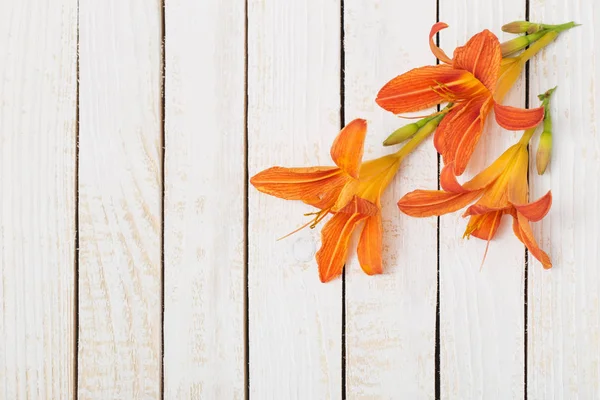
536 131 552 175
383 122 420 146
535 87 556 174
500 30 546 57
383 110 446 146
502 21 542 34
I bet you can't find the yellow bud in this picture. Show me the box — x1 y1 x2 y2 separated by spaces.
500 36 530 56
384 112 446 146
383 123 420 146
502 21 539 34
536 131 552 175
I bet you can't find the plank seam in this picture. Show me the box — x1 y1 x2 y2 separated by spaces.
74 0 81 397
524 1 530 399
160 0 166 398
435 0 441 399
244 0 250 398
340 0 347 398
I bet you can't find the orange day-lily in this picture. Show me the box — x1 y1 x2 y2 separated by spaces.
398 125 552 268
250 119 414 282
376 22 545 176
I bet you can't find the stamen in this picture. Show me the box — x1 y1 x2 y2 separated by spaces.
479 212 500 271
431 81 457 102
277 208 331 241
310 208 331 228
277 219 314 241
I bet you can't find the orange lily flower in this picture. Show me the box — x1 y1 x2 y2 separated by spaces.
250 119 404 282
376 22 545 176
398 127 552 268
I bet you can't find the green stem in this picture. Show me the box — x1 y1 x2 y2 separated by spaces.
542 21 579 33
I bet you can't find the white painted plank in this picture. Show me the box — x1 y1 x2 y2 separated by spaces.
0 0 77 398
343 1 438 398
438 3 527 398
247 0 342 398
78 0 163 398
163 0 245 398
528 3 600 398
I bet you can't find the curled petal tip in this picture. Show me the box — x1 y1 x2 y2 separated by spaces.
429 22 453 64
330 119 368 179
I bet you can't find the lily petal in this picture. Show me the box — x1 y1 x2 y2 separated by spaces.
452 29 502 92
495 57 522 102
429 22 453 64
494 103 545 130
250 166 348 208
463 203 508 217
357 214 383 276
398 189 482 217
515 212 552 269
331 118 367 179
466 144 519 190
463 145 518 190
464 210 503 240
376 65 484 114
513 191 552 222
436 95 494 175
453 96 495 175
316 196 377 282
440 163 469 193
506 145 529 205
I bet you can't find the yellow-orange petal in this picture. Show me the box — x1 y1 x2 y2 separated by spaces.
465 143 520 190
511 210 523 242
398 189 482 217
505 145 529 206
357 214 383 276
331 118 367 179
515 212 552 269
494 103 545 131
429 22 453 64
495 57 522 102
376 65 483 114
513 191 552 222
452 29 502 92
465 210 503 240
250 166 348 205
316 197 376 282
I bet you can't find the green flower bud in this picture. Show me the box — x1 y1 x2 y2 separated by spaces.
535 87 556 175
383 122 420 146
536 131 552 175
502 21 541 34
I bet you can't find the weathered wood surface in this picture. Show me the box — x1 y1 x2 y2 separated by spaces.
0 0 597 398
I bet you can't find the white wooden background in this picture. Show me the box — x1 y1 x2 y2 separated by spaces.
0 0 598 398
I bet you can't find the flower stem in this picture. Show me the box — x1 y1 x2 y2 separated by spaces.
542 21 580 33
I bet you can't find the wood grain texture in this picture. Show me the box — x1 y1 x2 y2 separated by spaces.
343 1 438 398
528 2 600 398
0 0 77 398
438 2 527 398
247 0 342 398
163 0 245 398
78 0 163 398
